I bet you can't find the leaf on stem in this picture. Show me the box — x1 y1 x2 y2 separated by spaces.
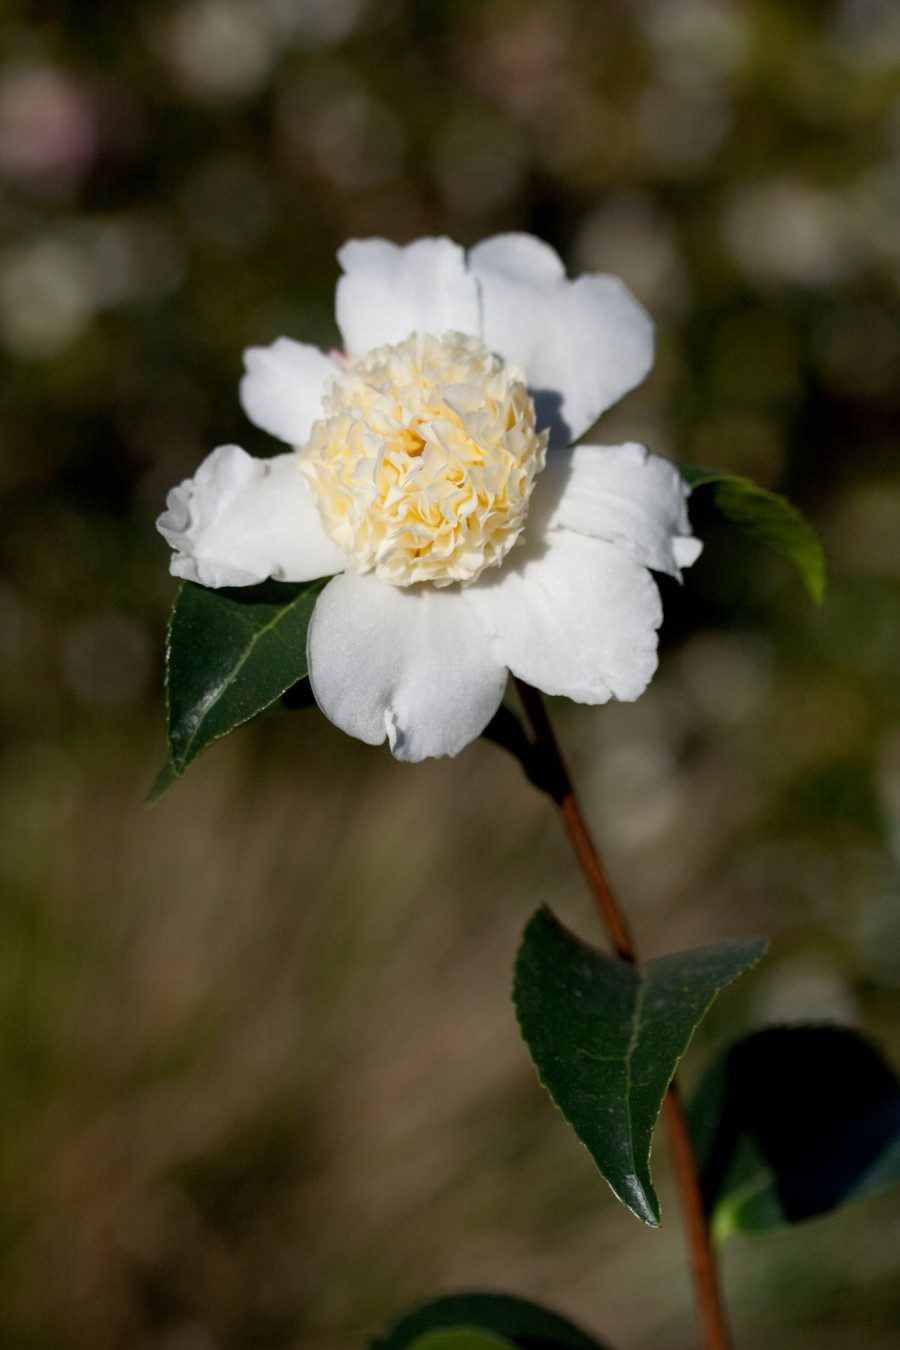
162 577 326 782
368 1292 610 1350
514 907 766 1225
690 1024 900 1238
682 468 825 603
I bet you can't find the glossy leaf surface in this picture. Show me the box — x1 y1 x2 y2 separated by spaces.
683 468 825 603
691 1024 900 1237
369 1292 609 1350
514 908 766 1225
165 578 325 776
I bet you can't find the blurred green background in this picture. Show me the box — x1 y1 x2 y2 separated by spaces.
1 1 899 1347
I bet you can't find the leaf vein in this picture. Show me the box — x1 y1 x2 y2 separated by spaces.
180 587 315 760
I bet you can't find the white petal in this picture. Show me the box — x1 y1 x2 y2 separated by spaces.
336 237 481 358
532 442 702 578
463 528 662 703
674 534 704 568
239 338 338 447
308 571 508 761
469 233 655 449
157 445 347 588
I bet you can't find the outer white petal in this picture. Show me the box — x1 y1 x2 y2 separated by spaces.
157 444 347 588
469 233 654 449
531 442 703 578
239 338 339 447
335 237 481 358
463 528 662 703
308 571 508 761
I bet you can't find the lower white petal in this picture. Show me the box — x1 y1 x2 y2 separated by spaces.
532 442 702 578
157 444 347 588
463 528 662 703
240 338 339 447
469 233 654 449
308 571 508 761
335 237 481 359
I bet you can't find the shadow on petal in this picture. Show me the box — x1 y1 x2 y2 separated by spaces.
532 386 570 450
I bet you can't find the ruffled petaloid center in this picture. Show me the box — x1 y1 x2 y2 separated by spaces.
300 331 548 587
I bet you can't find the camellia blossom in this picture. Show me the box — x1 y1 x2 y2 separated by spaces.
158 233 701 761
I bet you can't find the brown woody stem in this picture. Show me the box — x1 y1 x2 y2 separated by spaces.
513 678 732 1350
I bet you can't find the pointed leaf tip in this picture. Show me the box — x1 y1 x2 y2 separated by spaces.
165 577 328 777
514 907 766 1225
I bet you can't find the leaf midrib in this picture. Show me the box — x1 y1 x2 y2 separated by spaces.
176 586 316 762
623 972 648 1202
576 968 653 1215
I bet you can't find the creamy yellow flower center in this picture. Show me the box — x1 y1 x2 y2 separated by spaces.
300 331 548 587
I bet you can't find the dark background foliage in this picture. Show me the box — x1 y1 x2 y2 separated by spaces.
0 2 898 1347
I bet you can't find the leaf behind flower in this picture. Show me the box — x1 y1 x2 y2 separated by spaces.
682 468 825 604
163 577 327 782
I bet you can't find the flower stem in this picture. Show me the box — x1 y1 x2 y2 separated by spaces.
662 1083 731 1350
513 678 732 1350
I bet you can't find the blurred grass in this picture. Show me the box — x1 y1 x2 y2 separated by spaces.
0 1 899 1347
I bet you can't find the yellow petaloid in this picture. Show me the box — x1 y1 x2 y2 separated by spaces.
300 331 548 587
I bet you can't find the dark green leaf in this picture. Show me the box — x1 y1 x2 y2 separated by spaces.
369 1292 609 1350
514 908 766 1225
407 1333 512 1350
691 1024 900 1238
165 578 327 776
682 468 825 603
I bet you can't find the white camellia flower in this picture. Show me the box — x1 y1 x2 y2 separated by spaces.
158 233 701 761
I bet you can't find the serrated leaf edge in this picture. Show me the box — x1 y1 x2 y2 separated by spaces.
514 911 767 1227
